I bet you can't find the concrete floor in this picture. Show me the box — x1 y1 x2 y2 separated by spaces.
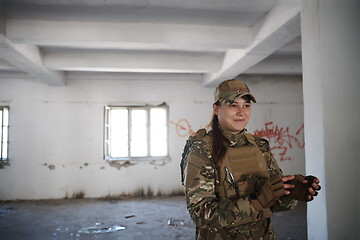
0 196 307 240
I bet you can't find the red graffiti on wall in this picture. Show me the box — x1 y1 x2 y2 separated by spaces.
169 119 195 137
253 122 304 161
170 118 304 162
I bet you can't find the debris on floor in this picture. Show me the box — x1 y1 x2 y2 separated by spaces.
78 223 126 234
167 218 185 226
0 196 306 240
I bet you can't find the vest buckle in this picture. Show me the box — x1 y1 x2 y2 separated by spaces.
225 166 235 184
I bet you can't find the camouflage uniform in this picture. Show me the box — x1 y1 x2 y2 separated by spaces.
181 128 297 240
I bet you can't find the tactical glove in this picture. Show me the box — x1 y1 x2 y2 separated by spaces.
304 175 321 191
250 176 286 211
288 174 321 201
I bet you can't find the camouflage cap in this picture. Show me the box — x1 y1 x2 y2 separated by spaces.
214 79 256 103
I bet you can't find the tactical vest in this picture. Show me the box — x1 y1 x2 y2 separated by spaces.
216 133 270 199
188 130 273 225
216 132 273 224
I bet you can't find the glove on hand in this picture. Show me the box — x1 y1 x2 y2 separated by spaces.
304 175 321 191
250 176 286 211
304 175 321 200
287 175 307 201
288 175 321 201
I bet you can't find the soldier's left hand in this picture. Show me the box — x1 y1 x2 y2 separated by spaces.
302 176 321 201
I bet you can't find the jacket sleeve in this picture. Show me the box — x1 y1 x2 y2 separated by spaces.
251 135 297 211
183 141 256 229
262 147 298 211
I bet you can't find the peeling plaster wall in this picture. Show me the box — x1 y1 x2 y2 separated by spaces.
0 75 304 200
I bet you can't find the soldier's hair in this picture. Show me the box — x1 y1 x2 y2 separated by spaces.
211 101 229 164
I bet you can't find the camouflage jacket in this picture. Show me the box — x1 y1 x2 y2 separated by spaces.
181 129 297 240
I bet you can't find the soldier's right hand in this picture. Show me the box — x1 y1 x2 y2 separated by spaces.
250 176 286 211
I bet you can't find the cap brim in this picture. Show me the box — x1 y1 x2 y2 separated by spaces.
232 92 257 103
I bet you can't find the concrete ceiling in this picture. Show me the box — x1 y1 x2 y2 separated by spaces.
0 0 302 87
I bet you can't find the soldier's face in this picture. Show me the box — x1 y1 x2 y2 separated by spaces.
213 97 252 134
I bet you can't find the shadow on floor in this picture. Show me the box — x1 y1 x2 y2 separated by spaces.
0 196 306 240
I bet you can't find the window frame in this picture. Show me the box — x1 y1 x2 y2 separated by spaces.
0 106 9 164
104 104 170 161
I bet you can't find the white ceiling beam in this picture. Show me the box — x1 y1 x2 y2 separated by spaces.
204 2 301 86
0 35 65 86
44 52 223 73
6 19 253 50
66 72 204 82
0 70 31 79
244 55 302 74
0 59 16 70
5 0 276 11
5 0 277 28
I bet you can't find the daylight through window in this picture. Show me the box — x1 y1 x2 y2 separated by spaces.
0 106 9 163
104 105 169 160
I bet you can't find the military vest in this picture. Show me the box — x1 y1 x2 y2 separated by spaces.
216 132 270 199
182 129 274 225
218 132 274 224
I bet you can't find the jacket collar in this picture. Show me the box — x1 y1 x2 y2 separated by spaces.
221 128 251 147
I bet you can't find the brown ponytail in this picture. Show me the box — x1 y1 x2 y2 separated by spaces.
211 102 229 164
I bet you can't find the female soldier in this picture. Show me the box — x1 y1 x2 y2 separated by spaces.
181 79 321 239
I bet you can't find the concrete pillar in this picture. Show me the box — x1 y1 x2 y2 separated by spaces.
301 0 360 239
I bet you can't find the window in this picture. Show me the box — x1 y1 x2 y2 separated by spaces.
0 106 9 163
104 104 169 160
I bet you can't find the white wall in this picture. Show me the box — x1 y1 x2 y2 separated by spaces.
246 75 305 176
0 75 304 200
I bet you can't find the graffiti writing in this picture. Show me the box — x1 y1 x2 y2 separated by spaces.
253 122 304 161
169 119 195 137
170 118 304 162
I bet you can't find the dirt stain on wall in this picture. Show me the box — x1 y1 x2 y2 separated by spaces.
108 161 136 170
